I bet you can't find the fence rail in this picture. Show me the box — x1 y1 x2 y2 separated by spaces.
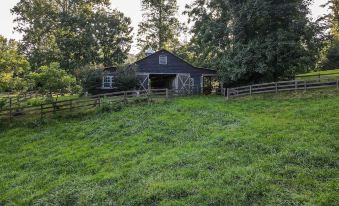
296 72 339 80
223 77 339 100
0 89 173 124
0 92 60 111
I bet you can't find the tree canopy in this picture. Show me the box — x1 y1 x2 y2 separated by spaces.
1 0 334 93
137 0 183 55
12 0 133 72
0 35 31 92
31 62 79 97
186 0 323 84
320 0 339 70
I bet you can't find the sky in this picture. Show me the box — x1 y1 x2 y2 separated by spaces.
0 0 330 54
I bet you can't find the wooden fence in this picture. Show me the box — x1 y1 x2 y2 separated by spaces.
221 77 339 100
0 92 47 110
0 89 172 124
296 72 339 80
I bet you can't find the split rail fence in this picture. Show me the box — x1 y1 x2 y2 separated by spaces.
0 89 172 124
0 92 45 110
219 77 339 100
296 72 339 80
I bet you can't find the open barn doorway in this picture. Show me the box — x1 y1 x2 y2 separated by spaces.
149 74 177 90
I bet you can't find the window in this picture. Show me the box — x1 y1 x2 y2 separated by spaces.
103 76 112 88
159 55 167 65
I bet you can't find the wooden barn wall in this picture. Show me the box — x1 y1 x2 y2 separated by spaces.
136 50 217 91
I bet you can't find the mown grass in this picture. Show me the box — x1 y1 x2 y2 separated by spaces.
296 69 339 80
0 89 338 205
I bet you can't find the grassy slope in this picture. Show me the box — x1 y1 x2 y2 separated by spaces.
0 90 338 205
297 69 339 78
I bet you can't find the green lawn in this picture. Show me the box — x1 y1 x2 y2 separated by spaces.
0 90 338 205
296 69 339 80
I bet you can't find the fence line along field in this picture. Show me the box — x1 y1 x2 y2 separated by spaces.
222 77 339 99
0 89 173 125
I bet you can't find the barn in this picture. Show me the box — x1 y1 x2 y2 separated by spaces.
102 49 218 94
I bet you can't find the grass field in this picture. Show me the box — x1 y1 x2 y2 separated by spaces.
296 69 339 80
0 89 338 205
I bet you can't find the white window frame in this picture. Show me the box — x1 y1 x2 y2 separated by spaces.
159 55 167 65
102 76 113 89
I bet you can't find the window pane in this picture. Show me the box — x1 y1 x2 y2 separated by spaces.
159 55 167 65
103 76 112 88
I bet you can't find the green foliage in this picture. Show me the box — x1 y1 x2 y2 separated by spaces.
0 35 31 92
31 62 80 97
75 65 103 94
98 97 123 113
11 0 133 72
323 0 339 36
323 39 339 70
137 0 183 54
186 0 323 84
25 97 49 107
0 98 6 110
112 65 138 91
94 9 133 66
319 0 339 70
0 90 339 205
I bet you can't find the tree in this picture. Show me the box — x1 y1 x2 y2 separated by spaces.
137 0 183 54
75 65 104 94
320 0 339 70
186 0 323 85
11 0 133 73
94 8 133 67
0 35 31 92
31 62 80 99
113 65 138 91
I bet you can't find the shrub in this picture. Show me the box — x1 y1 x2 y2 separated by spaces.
30 63 81 99
98 97 123 113
113 65 138 91
26 97 47 107
75 65 104 94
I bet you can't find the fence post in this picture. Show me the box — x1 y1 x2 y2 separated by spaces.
124 91 127 104
40 104 43 120
250 86 252 96
166 89 169 99
304 80 307 91
275 82 278 93
53 102 56 114
9 98 12 124
295 80 298 91
226 88 230 101
148 89 152 103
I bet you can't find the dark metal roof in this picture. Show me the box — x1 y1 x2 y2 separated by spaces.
133 49 217 73
103 66 118 73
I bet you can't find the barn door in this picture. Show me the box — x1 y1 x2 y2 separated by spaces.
137 74 149 92
189 78 194 94
177 74 191 95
